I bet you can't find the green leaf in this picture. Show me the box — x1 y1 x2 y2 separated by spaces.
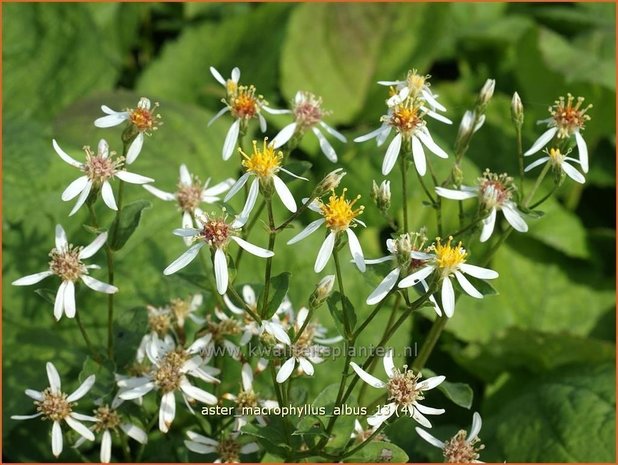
424 368 473 409
312 383 357 450
265 272 291 319
344 440 409 463
326 291 357 336
79 356 116 401
482 363 615 461
109 199 152 251
113 306 148 370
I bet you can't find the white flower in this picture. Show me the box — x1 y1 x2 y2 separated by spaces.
354 96 449 176
185 431 259 462
275 307 342 383
11 362 96 457
351 419 389 443
12 224 117 320
222 363 278 431
117 334 220 433
271 91 347 162
525 147 585 184
350 349 445 428
74 404 148 463
435 170 528 242
397 237 499 318
524 93 592 173
416 412 484 463
170 293 205 328
144 163 234 244
94 97 161 164
287 189 366 273
224 139 305 226
53 138 154 216
207 66 286 161
163 214 274 295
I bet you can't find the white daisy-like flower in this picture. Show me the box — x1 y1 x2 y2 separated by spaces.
144 164 234 244
397 237 499 318
117 334 220 433
163 214 274 294
207 67 286 161
94 97 161 164
11 362 96 458
12 224 117 320
287 189 366 273
525 147 585 184
53 138 154 216
223 285 291 346
74 404 148 463
351 419 390 443
524 93 592 173
222 363 278 431
350 349 445 428
416 412 484 463
271 91 347 162
275 307 343 383
435 170 528 242
170 293 205 329
224 139 305 226
378 69 450 121
365 233 442 316
196 308 245 359
354 95 449 176
185 431 259 462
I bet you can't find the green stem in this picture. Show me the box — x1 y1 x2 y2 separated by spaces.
74 310 99 362
400 155 409 232
227 284 262 324
333 243 350 337
353 295 389 339
275 193 317 232
515 125 525 197
234 200 266 268
411 315 448 371
292 307 313 344
135 413 158 462
260 199 277 317
342 422 388 458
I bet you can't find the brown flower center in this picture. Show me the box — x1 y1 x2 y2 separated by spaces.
93 405 121 432
386 369 423 406
49 246 86 282
550 94 592 138
83 147 122 184
201 219 232 248
36 388 72 422
153 349 189 393
217 437 242 463
176 181 203 212
236 390 258 410
443 430 484 463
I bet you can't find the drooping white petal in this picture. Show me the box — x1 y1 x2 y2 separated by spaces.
120 423 148 444
415 427 445 449
435 186 478 200
320 121 347 143
346 229 365 272
264 321 291 345
203 178 235 198
235 178 259 225
116 171 154 184
11 412 43 420
562 161 586 184
52 421 63 457
94 112 129 128
79 232 108 259
222 120 241 161
25 389 44 401
62 176 90 201
69 180 92 216
208 106 230 127
524 156 550 172
354 125 388 143
298 357 314 376
213 248 229 295
163 242 205 275
459 264 499 279
411 407 432 428
241 363 253 391
126 133 145 165
314 231 336 273
350 362 386 388
367 402 397 427
81 275 118 294
100 430 112 463
67 375 96 402
376 126 392 147
479 208 497 243
365 255 392 265
185 440 217 455
272 123 297 149
242 284 257 307
273 176 297 212
70 412 97 422
524 127 558 156
287 218 325 245
231 236 274 258
421 89 447 112
415 403 445 416
52 139 82 168
441 277 455 318
65 416 95 441
210 66 226 85
173 227 200 237
574 130 589 173
12 271 53 286
118 381 155 400
312 127 337 162
224 173 251 203
502 204 528 233
398 265 435 288
63 281 76 318
276 357 296 383
454 271 483 299
159 391 176 433
101 182 118 211
468 412 482 442
422 106 453 125
382 133 402 175
258 113 267 133
180 379 218 405
418 375 446 391
418 129 449 158
366 268 400 305
54 281 67 321
383 349 395 378
411 135 427 176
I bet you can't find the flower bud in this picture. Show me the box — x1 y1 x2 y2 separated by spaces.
317 168 346 195
511 91 524 127
478 79 495 106
309 275 335 308
371 180 391 213
453 163 464 187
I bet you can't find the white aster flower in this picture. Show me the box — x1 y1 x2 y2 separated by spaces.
210 66 241 98
74 404 147 463
524 93 592 173
271 91 347 162
11 362 96 458
94 97 161 164
117 334 220 433
12 224 117 320
144 163 234 243
287 189 366 273
525 147 585 184
397 237 499 318
350 349 445 428
354 96 449 176
416 412 484 463
435 170 528 242
185 431 259 462
275 307 343 383
222 363 278 431
351 419 390 443
225 139 305 226
53 138 154 216
170 293 205 329
163 213 274 294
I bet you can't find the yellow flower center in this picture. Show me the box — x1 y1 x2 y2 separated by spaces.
388 99 422 134
433 237 467 275
319 189 364 232
548 147 565 166
241 140 282 178
406 70 427 98
230 85 262 119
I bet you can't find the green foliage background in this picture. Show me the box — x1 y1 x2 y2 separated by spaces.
3 2 616 462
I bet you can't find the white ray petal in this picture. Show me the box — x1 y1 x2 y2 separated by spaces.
203 178 235 197
222 120 240 161
235 178 259 225
287 218 325 245
210 66 226 85
350 362 386 388
314 231 336 272
524 127 558 156
163 242 205 275
55 224 68 249
52 139 82 168
415 427 445 449
273 176 297 212
120 423 148 444
367 268 400 305
65 416 95 441
454 271 482 299
480 208 497 243
415 403 445 415
312 127 337 162
231 236 274 258
298 357 314 375
346 229 365 272
47 362 61 393
562 162 586 184
11 412 43 420
411 135 427 176
63 281 76 318
81 275 118 294
224 173 250 202
383 348 395 378
67 375 96 402
54 282 67 321
12 271 53 286
100 430 112 463
435 186 477 200
320 121 347 142
62 176 90 201
468 412 482 442
418 375 446 391
441 277 455 318
208 106 230 127
159 391 176 433
382 133 402 175
69 181 92 216
52 421 63 457
116 171 153 184
241 363 253 391
524 156 550 172
276 357 296 383
459 264 499 279
354 126 388 143
575 130 589 173
502 204 528 232
272 123 297 149
180 379 218 405
365 255 392 265
94 113 128 128
418 129 449 157
398 265 435 288
79 232 108 259
213 248 229 295
101 182 118 210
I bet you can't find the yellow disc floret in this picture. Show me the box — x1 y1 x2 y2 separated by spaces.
433 237 467 276
320 189 364 232
387 97 423 135
241 139 282 178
